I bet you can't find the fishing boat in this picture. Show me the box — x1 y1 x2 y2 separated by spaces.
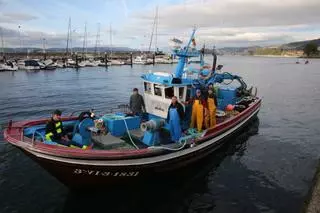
3 29 261 188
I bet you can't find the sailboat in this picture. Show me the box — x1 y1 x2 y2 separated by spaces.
108 24 124 65
65 17 76 68
148 6 172 64
0 27 18 71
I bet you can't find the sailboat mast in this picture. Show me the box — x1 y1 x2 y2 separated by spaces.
82 22 87 58
42 34 46 54
70 18 73 55
148 7 157 53
0 27 4 58
94 23 100 57
109 23 113 56
155 6 158 53
66 17 71 56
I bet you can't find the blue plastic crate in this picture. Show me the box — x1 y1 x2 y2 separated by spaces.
102 114 141 137
217 87 238 110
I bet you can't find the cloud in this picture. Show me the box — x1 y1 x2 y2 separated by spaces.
120 0 320 47
0 12 38 23
0 26 82 48
1 0 320 48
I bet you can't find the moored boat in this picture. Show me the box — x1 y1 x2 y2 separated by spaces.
3 29 261 188
17 59 41 70
0 61 18 71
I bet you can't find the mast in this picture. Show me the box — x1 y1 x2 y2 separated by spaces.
66 17 71 56
148 7 157 53
42 34 46 59
155 6 158 53
82 22 87 58
94 23 101 57
18 25 22 52
70 19 73 55
109 23 113 56
1 27 4 58
174 28 198 78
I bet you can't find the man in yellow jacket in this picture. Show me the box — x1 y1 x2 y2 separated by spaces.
45 109 70 145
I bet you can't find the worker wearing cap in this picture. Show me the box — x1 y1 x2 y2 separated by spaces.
45 109 70 145
129 88 146 115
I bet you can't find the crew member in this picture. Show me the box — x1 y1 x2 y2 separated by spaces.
190 89 207 132
167 96 184 142
129 88 146 115
206 89 217 128
45 109 70 145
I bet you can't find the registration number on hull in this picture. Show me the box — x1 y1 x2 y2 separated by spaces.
73 169 140 177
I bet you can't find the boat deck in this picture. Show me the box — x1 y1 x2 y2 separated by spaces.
92 129 147 150
92 134 132 150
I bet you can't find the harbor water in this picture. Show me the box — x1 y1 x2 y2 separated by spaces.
0 56 320 213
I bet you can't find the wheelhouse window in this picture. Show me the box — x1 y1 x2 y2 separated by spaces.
165 87 174 99
144 82 152 94
186 86 192 102
179 87 185 100
154 84 163 97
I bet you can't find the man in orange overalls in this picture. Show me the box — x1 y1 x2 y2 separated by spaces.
190 89 207 132
206 89 217 128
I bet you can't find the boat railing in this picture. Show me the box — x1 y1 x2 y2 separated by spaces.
68 104 130 117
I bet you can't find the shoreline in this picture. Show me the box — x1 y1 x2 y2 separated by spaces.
303 159 320 213
253 55 300 58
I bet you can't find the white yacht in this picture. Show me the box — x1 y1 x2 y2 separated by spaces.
109 59 124 65
42 59 57 70
0 61 18 71
17 60 41 71
66 58 77 67
133 56 151 65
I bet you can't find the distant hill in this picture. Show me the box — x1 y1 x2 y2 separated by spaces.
217 46 260 55
1 46 137 53
281 38 320 50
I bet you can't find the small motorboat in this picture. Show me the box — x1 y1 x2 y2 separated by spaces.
3 29 261 188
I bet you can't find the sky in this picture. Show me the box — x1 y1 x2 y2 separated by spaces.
0 0 320 50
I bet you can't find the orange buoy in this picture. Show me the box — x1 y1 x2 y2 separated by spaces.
226 104 234 111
